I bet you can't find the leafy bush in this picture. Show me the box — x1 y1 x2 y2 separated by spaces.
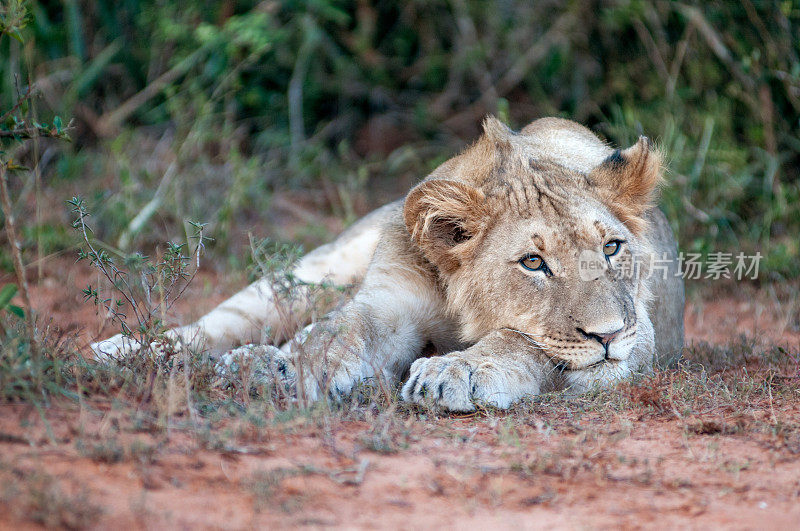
1 0 799 275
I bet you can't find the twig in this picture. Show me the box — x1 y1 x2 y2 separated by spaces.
758 84 777 157
24 74 45 282
673 4 759 111
183 347 199 428
164 224 205 313
632 17 670 84
690 115 714 180
676 3 779 173
741 0 776 61
441 12 574 128
118 35 268 250
666 19 696 101
0 82 32 123
0 128 67 139
117 160 178 250
767 378 778 425
450 0 499 109
494 12 574 96
71 200 147 327
288 16 319 161
0 163 39 360
94 46 208 137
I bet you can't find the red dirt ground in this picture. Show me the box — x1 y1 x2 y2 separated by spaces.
1 259 799 529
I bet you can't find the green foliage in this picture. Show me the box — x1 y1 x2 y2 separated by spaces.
0 318 72 402
0 0 70 148
69 195 208 342
1 0 799 275
0 283 23 317
0 0 28 43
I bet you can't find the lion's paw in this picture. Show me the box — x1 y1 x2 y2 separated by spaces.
91 334 142 363
401 356 476 412
214 344 290 387
91 333 186 364
401 355 520 412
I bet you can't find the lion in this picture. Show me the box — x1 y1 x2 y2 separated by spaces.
92 116 684 412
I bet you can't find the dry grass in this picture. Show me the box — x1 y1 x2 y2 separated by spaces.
0 328 798 526
0 465 103 529
1 242 799 526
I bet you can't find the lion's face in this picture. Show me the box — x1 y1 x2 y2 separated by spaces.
448 194 647 369
404 117 662 370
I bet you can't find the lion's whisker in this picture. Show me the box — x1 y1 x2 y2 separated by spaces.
502 327 549 351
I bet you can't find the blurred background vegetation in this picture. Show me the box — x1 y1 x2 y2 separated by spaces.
2 0 799 280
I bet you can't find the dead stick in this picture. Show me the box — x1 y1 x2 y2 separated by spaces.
95 47 207 137
0 163 39 359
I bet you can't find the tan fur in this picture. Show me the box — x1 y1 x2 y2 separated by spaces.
92 116 685 412
404 180 491 274
589 137 665 234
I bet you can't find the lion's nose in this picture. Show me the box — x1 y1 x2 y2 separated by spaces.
577 325 624 355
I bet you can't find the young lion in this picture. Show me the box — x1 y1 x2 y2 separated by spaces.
93 116 684 411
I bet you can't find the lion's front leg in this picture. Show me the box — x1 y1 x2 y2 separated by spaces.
284 292 448 404
278 223 452 405
290 307 412 402
401 331 552 412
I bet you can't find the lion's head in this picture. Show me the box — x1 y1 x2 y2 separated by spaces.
404 117 663 370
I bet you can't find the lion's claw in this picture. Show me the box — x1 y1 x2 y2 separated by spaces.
401 355 522 412
401 356 476 412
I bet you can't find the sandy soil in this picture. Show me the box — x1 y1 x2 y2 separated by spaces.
1 259 799 529
2 401 800 529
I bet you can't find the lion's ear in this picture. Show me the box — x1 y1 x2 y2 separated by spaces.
590 136 663 234
403 179 489 273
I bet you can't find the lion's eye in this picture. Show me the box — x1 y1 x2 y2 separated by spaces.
520 254 545 272
603 240 623 257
